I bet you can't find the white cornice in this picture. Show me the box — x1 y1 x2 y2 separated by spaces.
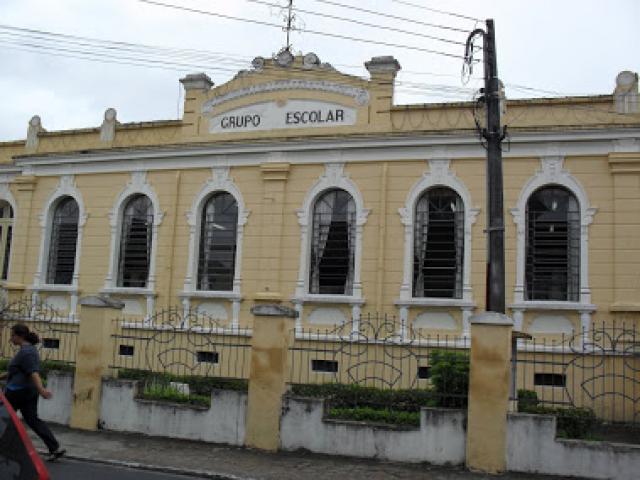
10 128 640 176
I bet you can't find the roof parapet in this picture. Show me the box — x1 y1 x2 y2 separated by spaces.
365 56 401 80
614 71 638 114
180 73 214 92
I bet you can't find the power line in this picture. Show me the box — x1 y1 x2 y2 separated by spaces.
0 33 480 99
391 0 481 23
138 0 466 59
308 0 470 33
244 0 467 46
0 24 253 66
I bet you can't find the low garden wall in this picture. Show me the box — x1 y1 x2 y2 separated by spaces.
99 378 247 446
39 370 73 425
507 413 640 480
280 395 467 465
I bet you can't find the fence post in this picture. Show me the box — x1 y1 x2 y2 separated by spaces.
245 303 297 451
69 295 123 431
466 312 513 474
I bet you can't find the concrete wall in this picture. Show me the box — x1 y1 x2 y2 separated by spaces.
280 396 466 465
99 378 247 446
507 413 640 480
38 370 73 425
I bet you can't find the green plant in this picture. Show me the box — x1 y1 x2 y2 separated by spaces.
517 399 598 440
40 360 75 379
517 389 539 412
428 350 469 408
327 406 420 426
140 382 210 408
290 383 436 411
117 369 248 393
555 407 597 439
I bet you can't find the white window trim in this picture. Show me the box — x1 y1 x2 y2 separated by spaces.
292 162 369 331
102 171 163 316
32 175 87 320
0 181 17 283
180 166 249 328
396 159 479 337
509 155 598 333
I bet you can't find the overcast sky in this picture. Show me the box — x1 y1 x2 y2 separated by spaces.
0 0 637 141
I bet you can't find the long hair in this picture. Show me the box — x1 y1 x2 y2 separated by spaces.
11 324 40 345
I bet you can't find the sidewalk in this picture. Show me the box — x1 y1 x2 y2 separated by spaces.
28 424 581 480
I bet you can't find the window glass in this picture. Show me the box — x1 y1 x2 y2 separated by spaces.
47 197 79 285
525 186 580 301
309 189 356 295
118 194 153 288
197 192 238 291
0 201 13 281
413 187 464 298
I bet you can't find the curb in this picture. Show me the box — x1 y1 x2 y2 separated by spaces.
39 449 255 480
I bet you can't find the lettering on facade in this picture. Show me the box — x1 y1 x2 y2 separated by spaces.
210 100 356 133
220 114 261 129
284 109 344 125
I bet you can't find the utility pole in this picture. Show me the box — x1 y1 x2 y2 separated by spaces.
466 20 506 314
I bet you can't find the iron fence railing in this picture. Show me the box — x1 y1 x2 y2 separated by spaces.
110 307 252 381
0 297 78 365
512 321 639 425
289 313 470 409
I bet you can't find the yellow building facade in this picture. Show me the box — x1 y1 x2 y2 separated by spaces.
0 53 639 340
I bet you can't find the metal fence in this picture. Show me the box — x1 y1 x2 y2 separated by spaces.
0 297 78 365
110 307 252 381
512 321 640 425
289 313 470 408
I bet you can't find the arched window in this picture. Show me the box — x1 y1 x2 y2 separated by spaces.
197 192 238 291
413 187 464 298
525 186 580 301
118 194 153 288
0 201 13 281
46 197 79 285
309 189 356 295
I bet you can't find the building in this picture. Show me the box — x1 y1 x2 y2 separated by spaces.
0 52 639 341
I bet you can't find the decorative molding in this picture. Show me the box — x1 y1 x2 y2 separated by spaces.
104 171 162 301
510 156 597 309
0 183 17 281
293 162 369 322
100 108 117 143
397 158 479 304
32 174 87 319
26 115 44 152
202 80 370 113
0 183 17 212
13 128 640 176
182 167 249 328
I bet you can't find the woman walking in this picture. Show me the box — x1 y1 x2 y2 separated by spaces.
1 323 65 461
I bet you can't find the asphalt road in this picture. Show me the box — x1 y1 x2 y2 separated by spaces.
44 458 212 480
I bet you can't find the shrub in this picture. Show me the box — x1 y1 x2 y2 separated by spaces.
555 407 597 439
517 389 539 412
327 406 420 426
290 383 436 412
117 368 248 393
517 396 597 440
428 350 469 408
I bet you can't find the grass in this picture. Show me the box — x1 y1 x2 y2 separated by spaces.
139 382 211 408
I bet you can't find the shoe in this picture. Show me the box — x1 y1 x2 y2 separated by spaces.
47 448 66 462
